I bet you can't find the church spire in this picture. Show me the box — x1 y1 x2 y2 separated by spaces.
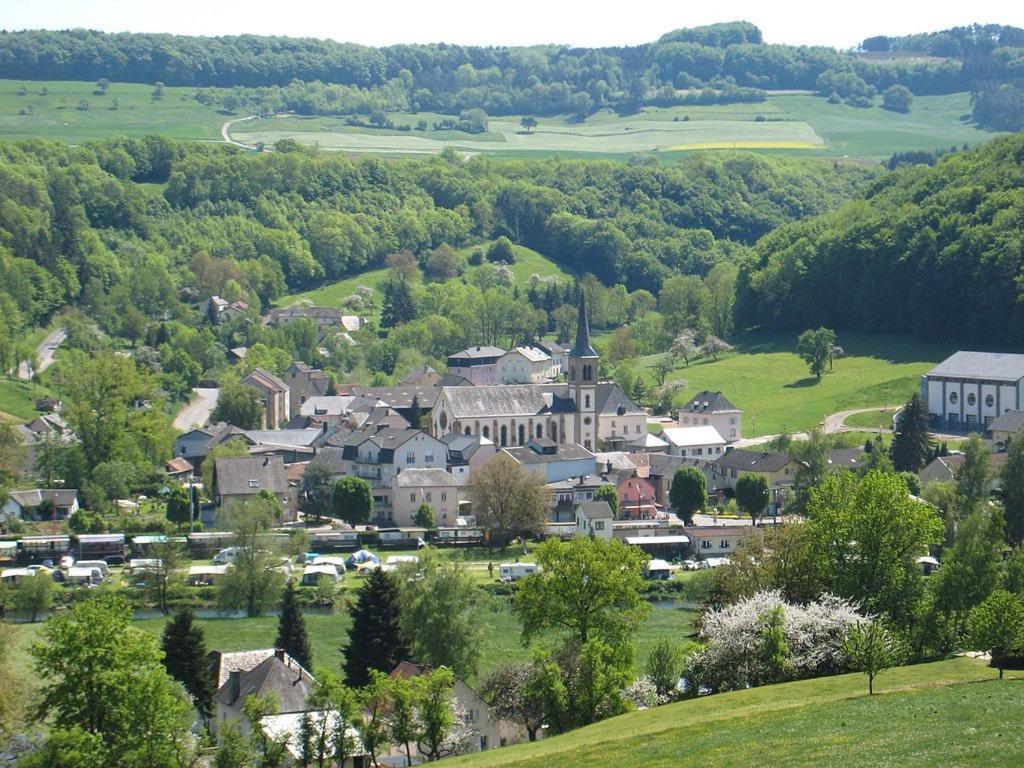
571 291 597 358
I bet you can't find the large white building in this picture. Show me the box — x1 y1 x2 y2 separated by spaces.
496 345 559 384
922 351 1024 431
677 391 742 442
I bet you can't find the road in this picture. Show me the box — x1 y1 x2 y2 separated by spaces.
221 116 260 150
16 327 67 380
733 406 895 448
174 387 219 431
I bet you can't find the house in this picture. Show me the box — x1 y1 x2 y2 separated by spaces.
442 433 496 485
547 474 605 523
2 489 79 521
630 431 669 453
659 426 727 458
285 362 333 416
647 454 731 508
165 457 195 480
710 449 800 514
678 391 742 442
920 452 1008 490
172 422 247 466
503 439 597 484
617 475 658 520
242 428 325 464
211 650 314 739
241 368 291 428
214 456 294 521
534 340 569 376
684 525 752 560
447 346 506 385
400 365 442 386
346 384 442 425
228 346 248 363
390 661 522 752
497 346 557 384
990 410 1024 450
574 500 614 539
392 468 462 527
922 351 1024 432
309 428 449 525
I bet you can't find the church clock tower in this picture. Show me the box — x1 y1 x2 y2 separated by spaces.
569 292 599 450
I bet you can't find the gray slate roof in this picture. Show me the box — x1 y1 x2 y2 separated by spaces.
7 489 78 508
242 367 289 393
448 346 506 361
443 385 569 418
213 654 314 713
215 456 287 496
504 442 595 464
349 385 441 410
991 410 1024 433
576 500 613 521
928 351 1024 382
394 468 458 487
682 391 740 414
712 449 794 473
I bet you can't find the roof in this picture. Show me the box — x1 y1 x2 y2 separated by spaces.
681 391 740 414
712 449 794 473
827 449 866 469
504 442 596 464
660 426 727 448
595 451 638 472
391 660 430 680
991 410 1024 433
165 457 194 474
504 346 551 363
241 367 289 393
300 396 356 417
307 446 346 475
243 428 323 448
684 525 753 538
349 385 441 410
927 351 1024 382
570 293 597 358
595 383 646 417
399 365 438 384
213 654 314 712
208 648 308 689
631 432 669 449
437 372 473 387
393 468 459 487
924 452 1008 477
442 432 494 461
6 489 78 508
329 427 441 464
448 346 506 362
442 385 572 418
76 534 124 544
214 456 287 496
625 535 690 545
576 500 614 521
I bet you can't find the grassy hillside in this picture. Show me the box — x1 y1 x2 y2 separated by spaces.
630 331 952 436
448 657 1021 768
278 241 573 316
0 378 54 421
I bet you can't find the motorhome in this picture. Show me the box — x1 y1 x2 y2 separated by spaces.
499 562 540 582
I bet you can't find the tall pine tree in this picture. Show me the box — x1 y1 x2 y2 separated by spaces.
343 568 410 687
276 579 313 671
890 392 934 472
1002 433 1024 545
161 607 216 719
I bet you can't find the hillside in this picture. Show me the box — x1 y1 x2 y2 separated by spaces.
737 132 1024 345
447 658 1022 768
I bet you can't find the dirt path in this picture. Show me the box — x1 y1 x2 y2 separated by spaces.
174 387 219 431
221 116 259 150
822 406 895 434
15 327 67 380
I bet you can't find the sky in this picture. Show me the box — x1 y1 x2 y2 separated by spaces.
2 0 1024 50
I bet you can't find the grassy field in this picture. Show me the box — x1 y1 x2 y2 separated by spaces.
278 241 572 315
0 378 53 421
448 657 1022 768
632 330 952 437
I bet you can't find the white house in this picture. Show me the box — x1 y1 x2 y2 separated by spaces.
391 468 462 527
497 346 558 384
2 489 79 520
660 426 727 458
922 351 1024 432
677 391 742 442
446 346 506 385
574 501 614 539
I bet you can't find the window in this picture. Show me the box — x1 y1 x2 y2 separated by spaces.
986 394 995 407
967 393 977 406
949 392 959 405
594 521 605 531
636 425 642 433
701 540 712 549
425 453 434 463
729 417 736 424
584 416 592 426
406 452 415 464
720 540 730 548
585 394 591 409
410 493 416 502
482 426 490 438
439 412 448 430
248 479 258 488
441 492 447 502
703 418 709 425
425 492 432 502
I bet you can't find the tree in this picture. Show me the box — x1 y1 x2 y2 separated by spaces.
137 538 183 615
520 116 537 133
0 421 26 487
165 485 192 530
594 484 619 518
423 244 465 282
467 453 550 546
842 620 905 694
933 506 1005 633
275 579 312 672
30 594 196 766
161 607 216 719
300 463 334 522
890 393 934 473
513 536 650 648
486 236 516 264
1001 433 1024 545
388 674 421 767
882 84 913 113
211 382 264 429
796 327 837 380
13 571 54 622
415 667 471 761
408 395 423 430
955 434 991 508
966 590 1024 679
397 549 483 678
299 673 361 768
645 637 686 702
479 662 547 742
735 473 769 523
358 671 393 767
701 335 733 360
329 476 373 525
342 569 410 687
789 428 831 515
669 466 706 524
670 329 699 366
414 502 435 528
216 497 287 617
212 722 253 768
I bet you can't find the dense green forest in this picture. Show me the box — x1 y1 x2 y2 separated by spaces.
736 133 1024 345
2 22 1024 127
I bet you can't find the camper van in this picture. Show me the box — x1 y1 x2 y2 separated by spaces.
213 547 240 565
75 560 110 577
499 562 540 582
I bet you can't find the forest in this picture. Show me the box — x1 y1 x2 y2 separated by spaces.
2 22 1024 128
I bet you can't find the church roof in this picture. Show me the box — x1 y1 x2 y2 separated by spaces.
442 385 575 418
570 293 597 358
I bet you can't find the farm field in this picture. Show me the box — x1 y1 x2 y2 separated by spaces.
278 241 573 317
448 657 1022 768
631 331 953 437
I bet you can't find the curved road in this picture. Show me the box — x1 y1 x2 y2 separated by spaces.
174 387 220 431
221 116 260 150
822 406 895 434
16 327 67 380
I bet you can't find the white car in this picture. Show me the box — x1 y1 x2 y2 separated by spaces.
213 547 240 565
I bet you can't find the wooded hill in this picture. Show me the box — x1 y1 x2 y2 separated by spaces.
2 22 1023 128
736 132 1024 345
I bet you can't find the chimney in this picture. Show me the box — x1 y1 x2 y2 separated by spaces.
274 648 285 662
228 670 241 703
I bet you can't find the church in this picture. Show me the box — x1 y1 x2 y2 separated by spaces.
430 296 647 451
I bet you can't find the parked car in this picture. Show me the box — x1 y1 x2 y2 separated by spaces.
213 547 240 565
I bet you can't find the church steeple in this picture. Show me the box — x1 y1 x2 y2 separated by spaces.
570 291 597 358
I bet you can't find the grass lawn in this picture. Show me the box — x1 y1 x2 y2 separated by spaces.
0 378 54 421
843 408 898 430
447 657 1022 768
632 330 954 437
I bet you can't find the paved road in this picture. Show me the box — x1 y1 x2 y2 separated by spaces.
221 116 260 150
174 387 219 431
822 406 896 434
16 327 67 380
